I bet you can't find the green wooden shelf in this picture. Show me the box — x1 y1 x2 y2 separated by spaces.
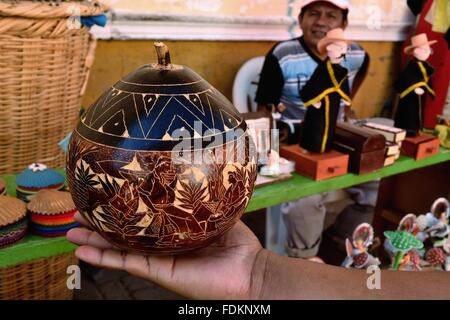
0 236 77 269
1 148 449 268
247 147 450 212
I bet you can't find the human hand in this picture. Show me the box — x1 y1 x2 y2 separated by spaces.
312 102 321 109
66 212 265 300
415 87 425 95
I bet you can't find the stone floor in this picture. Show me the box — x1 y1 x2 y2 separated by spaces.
74 263 185 300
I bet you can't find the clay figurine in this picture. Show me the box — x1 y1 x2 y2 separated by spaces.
384 213 427 270
398 249 422 271
299 28 351 153
384 230 424 270
424 247 446 271
416 197 450 242
398 213 426 242
394 33 436 137
342 223 380 269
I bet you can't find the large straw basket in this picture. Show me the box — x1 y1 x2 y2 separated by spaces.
0 1 108 174
0 252 78 300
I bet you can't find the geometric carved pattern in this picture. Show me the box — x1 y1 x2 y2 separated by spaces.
82 82 243 142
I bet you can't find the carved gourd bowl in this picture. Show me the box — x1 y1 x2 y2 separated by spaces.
66 43 257 254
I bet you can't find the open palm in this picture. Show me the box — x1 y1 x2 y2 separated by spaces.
67 212 264 300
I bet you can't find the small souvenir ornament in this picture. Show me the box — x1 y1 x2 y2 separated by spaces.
398 213 420 234
15 163 65 202
27 190 79 237
0 196 27 248
384 230 424 270
394 33 436 137
299 28 352 153
342 223 380 269
67 43 257 254
398 250 422 271
352 222 374 250
417 198 450 241
352 252 369 268
425 247 446 269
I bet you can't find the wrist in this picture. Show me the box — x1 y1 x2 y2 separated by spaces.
248 248 271 299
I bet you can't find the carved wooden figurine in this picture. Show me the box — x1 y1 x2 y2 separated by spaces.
394 33 436 137
299 28 352 153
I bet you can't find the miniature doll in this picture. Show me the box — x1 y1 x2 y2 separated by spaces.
394 33 436 137
342 223 380 269
416 197 450 241
299 28 352 153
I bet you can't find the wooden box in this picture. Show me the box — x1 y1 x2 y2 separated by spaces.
280 144 349 181
401 133 440 160
332 122 386 174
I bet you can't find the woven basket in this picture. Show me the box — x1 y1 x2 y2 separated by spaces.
0 252 78 300
0 1 108 174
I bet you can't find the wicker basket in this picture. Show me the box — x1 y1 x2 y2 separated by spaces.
0 1 107 174
0 252 78 300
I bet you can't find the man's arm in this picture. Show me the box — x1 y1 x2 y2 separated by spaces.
343 53 370 121
351 53 370 98
251 249 450 300
69 216 450 300
255 52 284 114
351 53 370 99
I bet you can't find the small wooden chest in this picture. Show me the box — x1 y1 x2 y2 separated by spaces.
280 144 349 181
401 133 440 160
332 122 386 174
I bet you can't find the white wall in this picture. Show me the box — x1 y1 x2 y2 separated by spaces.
96 0 415 41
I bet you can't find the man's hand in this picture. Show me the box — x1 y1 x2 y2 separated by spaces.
415 87 425 95
67 212 265 300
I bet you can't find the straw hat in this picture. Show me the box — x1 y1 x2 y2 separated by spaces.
404 33 437 55
317 28 352 55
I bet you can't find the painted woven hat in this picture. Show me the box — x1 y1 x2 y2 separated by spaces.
0 196 27 248
0 178 6 196
16 163 65 202
27 190 79 237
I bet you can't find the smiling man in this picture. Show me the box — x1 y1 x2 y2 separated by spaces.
256 0 368 129
256 0 377 262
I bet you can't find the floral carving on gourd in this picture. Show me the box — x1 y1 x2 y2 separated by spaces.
67 133 256 253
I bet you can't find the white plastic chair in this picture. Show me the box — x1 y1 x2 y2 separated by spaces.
232 56 265 113
233 56 288 255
